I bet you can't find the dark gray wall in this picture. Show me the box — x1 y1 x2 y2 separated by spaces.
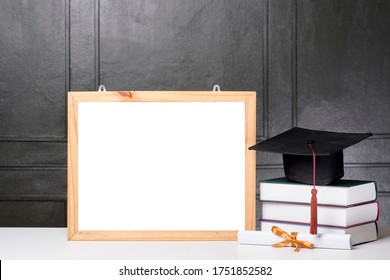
0 0 389 227
0 0 68 226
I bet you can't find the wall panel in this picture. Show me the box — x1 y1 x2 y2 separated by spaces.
0 0 389 227
0 0 68 226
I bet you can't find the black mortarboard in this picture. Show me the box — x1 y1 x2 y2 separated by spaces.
249 127 372 185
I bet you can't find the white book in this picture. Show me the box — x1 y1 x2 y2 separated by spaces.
260 221 378 245
261 201 379 227
260 177 377 206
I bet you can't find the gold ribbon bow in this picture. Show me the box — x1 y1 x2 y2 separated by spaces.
271 226 314 252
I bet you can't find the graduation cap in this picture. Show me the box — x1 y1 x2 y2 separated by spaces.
249 127 372 234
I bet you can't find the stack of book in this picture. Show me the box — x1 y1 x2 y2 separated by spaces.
259 177 379 245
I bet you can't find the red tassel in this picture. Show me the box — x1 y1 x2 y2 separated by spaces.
309 143 318 235
310 188 318 234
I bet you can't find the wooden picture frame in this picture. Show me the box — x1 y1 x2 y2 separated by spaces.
67 91 256 241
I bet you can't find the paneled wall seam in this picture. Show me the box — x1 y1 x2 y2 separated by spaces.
370 134 390 139
0 166 66 171
262 0 269 139
257 163 390 169
65 0 70 138
0 197 66 201
291 0 298 128
94 0 100 90
0 138 67 143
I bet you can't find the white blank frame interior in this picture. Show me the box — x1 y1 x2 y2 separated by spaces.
67 91 256 241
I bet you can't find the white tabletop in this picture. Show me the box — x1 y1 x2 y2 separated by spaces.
1 227 389 260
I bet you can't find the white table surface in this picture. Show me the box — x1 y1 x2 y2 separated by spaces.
1 227 389 260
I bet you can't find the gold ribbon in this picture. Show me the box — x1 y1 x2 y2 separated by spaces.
271 226 314 252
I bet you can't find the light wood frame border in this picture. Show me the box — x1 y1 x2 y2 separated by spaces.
68 91 256 241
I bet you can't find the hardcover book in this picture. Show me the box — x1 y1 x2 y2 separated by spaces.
261 201 379 227
259 177 377 206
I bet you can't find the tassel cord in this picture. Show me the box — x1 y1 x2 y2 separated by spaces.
308 143 318 235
